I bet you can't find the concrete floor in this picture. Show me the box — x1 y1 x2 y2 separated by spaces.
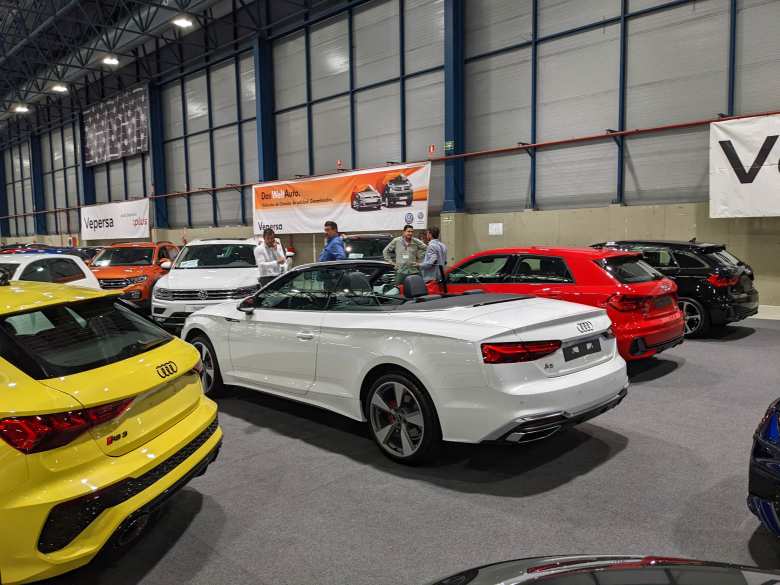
50 318 780 585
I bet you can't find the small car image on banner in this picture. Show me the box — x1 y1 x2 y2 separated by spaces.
253 162 431 234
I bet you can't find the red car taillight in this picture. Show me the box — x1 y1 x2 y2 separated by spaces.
607 294 650 312
481 340 562 364
707 273 739 288
0 398 133 454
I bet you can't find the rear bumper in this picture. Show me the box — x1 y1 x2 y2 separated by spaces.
706 289 759 325
0 397 221 585
615 312 685 361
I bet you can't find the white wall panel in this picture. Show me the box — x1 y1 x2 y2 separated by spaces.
465 48 532 151
273 32 307 110
735 0 780 114
187 133 212 190
465 0 532 58
239 53 256 118
628 0 674 11
242 120 258 184
537 142 616 208
63 126 76 166
214 126 242 226
41 133 51 173
166 137 188 227
109 161 125 200
354 0 400 87
465 155 532 212
185 73 209 134
355 83 401 168
210 61 238 127
405 71 444 160
11 146 20 179
428 162 444 214
276 109 309 178
538 0 620 37
538 24 619 141
312 96 350 174
626 0 729 127
405 0 444 72
14 185 24 234
20 143 31 178
94 165 108 203
624 126 709 204
163 83 184 139
310 15 349 100
126 155 144 198
50 132 63 171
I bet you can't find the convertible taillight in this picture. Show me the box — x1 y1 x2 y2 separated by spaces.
707 273 739 288
0 398 133 454
481 341 561 364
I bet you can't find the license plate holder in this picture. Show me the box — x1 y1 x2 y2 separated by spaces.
563 338 601 362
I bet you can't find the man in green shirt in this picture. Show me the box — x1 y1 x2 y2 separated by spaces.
383 224 427 284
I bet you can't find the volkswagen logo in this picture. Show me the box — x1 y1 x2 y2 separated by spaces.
405 212 414 224
576 321 594 333
197 290 209 300
156 361 178 378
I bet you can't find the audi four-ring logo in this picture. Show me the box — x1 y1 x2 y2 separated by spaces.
576 321 594 333
156 361 178 378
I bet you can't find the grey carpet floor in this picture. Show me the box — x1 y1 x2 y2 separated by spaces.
48 319 780 585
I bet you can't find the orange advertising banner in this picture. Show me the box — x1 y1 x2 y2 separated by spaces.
252 162 430 234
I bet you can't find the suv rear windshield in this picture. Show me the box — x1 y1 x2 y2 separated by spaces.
599 256 663 283
0 299 172 378
174 243 256 269
706 249 742 267
343 238 392 259
93 247 154 266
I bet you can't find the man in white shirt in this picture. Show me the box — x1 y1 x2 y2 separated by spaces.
254 227 287 287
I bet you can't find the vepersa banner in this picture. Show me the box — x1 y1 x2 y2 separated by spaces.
710 114 780 218
252 162 431 234
80 198 151 241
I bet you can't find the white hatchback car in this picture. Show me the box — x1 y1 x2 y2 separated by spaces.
0 253 100 289
152 238 260 328
182 260 629 464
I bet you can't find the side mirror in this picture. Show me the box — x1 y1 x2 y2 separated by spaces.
159 259 172 270
237 296 256 314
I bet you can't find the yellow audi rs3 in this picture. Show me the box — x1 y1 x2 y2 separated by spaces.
0 278 222 584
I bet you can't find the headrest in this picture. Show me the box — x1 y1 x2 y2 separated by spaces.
402 274 428 299
345 271 372 293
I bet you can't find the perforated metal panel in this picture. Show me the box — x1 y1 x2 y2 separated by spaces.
538 24 619 141
313 96 350 174
163 83 183 139
406 0 444 73
405 71 444 160
354 0 400 87
273 32 307 110
465 48 532 151
465 0 532 58
465 154 532 212
626 0 729 127
185 73 209 134
355 83 401 168
538 0 620 37
210 61 238 127
735 0 780 114
310 15 349 100
276 108 309 178
537 142 616 209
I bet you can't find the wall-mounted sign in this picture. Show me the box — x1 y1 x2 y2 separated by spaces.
488 222 504 236
80 198 150 241
253 162 431 234
710 114 780 218
83 86 149 167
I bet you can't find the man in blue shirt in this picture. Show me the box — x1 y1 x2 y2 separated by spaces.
319 220 347 262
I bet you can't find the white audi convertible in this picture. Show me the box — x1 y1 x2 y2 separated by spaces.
182 261 629 464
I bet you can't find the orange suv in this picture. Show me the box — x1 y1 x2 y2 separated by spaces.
90 241 179 309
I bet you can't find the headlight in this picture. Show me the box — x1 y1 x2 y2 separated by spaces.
154 286 171 300
127 275 148 284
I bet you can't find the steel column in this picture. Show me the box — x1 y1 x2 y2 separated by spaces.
254 35 278 181
529 0 538 210
78 114 96 208
443 0 465 213
727 0 737 115
148 83 169 227
29 134 47 234
615 0 628 205
0 155 8 237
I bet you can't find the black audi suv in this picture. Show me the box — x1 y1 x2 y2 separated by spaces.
592 239 758 337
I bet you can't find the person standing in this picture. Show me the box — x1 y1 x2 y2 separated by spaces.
383 224 427 284
420 226 448 282
254 227 287 287
319 220 347 262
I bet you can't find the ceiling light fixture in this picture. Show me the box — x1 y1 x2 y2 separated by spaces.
51 84 68 93
172 16 194 28
102 55 119 66
13 104 29 113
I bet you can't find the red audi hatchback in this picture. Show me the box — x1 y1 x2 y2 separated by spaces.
430 247 685 361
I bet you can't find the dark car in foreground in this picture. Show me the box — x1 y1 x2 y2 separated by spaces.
427 555 780 585
593 240 758 337
749 399 780 536
343 233 393 260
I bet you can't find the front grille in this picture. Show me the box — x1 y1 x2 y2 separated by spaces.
38 418 219 554
99 278 130 289
167 288 255 300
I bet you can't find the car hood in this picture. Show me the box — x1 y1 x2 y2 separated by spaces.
90 265 152 278
157 267 258 290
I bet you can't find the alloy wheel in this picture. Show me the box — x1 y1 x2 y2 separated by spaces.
679 300 702 335
369 381 425 458
192 340 216 394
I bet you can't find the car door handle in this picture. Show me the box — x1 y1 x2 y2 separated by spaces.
296 331 315 341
